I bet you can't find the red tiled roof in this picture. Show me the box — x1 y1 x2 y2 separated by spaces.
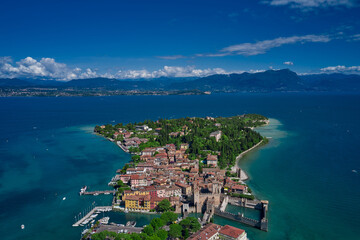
219 225 245 238
175 182 190 188
131 174 145 180
207 155 218 161
231 185 246 190
188 223 221 240
150 196 167 202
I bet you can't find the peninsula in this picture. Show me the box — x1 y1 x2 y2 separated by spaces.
82 114 270 239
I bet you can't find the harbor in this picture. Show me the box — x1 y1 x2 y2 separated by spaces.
204 195 269 232
73 206 112 227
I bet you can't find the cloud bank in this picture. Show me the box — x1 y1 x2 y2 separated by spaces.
114 66 227 79
0 57 228 80
159 32 359 59
198 34 331 57
320 65 360 73
283 61 294 65
264 0 356 9
0 57 99 80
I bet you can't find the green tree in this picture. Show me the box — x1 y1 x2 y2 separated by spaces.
182 228 190 239
143 225 154 236
179 217 201 233
115 233 131 240
160 211 178 225
150 218 165 230
130 233 142 240
155 229 168 240
116 180 126 187
146 236 161 240
157 199 172 212
132 155 140 162
169 224 182 239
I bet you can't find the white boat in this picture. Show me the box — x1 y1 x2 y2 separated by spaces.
21 224 25 230
80 186 87 195
99 217 110 224
63 197 66 200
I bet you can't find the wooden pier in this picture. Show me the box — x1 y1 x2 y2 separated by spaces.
80 190 116 196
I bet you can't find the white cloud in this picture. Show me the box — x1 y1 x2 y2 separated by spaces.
201 34 331 57
320 65 360 73
284 61 294 65
79 68 98 79
0 57 99 81
348 33 360 41
0 57 231 80
114 66 227 79
264 0 355 9
0 56 12 64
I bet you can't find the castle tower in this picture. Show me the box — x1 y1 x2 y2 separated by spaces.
211 182 221 206
212 182 221 195
193 183 201 212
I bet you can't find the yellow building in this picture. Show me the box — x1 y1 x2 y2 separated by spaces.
124 195 168 211
125 195 151 211
123 190 149 200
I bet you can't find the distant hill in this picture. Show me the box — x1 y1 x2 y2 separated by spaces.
299 73 360 92
1 70 360 93
64 77 195 90
0 78 34 87
169 69 305 92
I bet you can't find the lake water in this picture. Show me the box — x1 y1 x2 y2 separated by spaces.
0 93 359 240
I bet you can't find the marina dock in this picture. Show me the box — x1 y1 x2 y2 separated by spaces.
72 206 112 227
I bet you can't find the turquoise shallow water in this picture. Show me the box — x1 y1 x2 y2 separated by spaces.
0 93 359 239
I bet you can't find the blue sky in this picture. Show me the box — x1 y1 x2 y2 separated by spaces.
1 0 360 80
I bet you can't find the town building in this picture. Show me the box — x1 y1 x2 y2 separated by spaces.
188 224 247 240
124 194 169 211
210 130 222 142
207 154 218 167
188 223 221 240
135 125 151 131
218 225 247 240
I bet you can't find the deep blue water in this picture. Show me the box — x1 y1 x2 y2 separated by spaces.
0 93 359 240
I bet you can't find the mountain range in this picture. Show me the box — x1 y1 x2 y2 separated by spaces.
1 69 359 93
